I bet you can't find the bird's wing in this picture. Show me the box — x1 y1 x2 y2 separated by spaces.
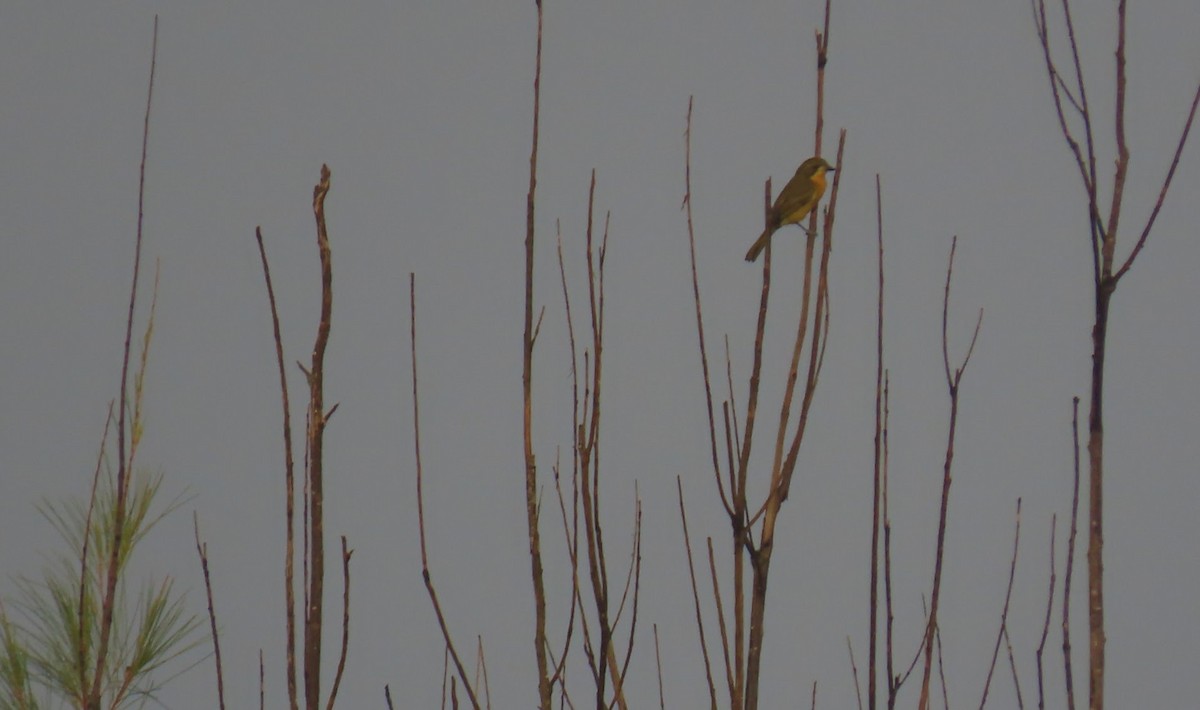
773 175 815 225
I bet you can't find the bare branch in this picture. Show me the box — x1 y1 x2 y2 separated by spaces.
919 238 981 710
1114 81 1200 282
869 173 885 710
77 401 114 697
193 513 226 710
848 636 864 710
682 96 735 518
653 625 665 710
979 500 1022 710
91 18 157 705
304 163 334 710
410 274 481 709
523 4 552 706
675 478 719 709
324 537 353 710
1036 515 1058 710
707 539 736 706
1062 399 1081 710
254 225 299 710
474 636 492 710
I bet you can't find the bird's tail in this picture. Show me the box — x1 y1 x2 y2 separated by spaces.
745 227 774 262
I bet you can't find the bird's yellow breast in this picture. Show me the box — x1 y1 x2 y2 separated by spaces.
810 167 827 197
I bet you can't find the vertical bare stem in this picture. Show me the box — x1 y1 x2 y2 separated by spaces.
1032 4 1200 706
653 624 665 710
1063 398 1081 710
882 373 897 710
76 403 113 700
254 226 299 710
742 9 841 705
325 537 353 710
89 18 157 708
303 164 334 710
917 238 982 710
979 500 1022 709
675 478 719 710
194 514 226 710
1036 515 1057 710
523 3 552 707
682 96 735 518
868 173 885 710
848 637 864 710
410 275 481 709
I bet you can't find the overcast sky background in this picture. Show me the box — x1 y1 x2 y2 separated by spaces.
2 1 1198 707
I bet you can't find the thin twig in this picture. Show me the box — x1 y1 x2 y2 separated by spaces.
848 636 864 710
979 500 1022 710
475 636 492 710
91 18 157 706
919 237 981 710
523 4 553 707
615 495 644 694
1004 625 1025 709
1036 515 1057 710
869 173 885 710
1114 81 1200 283
883 372 897 709
254 225 299 710
324 536 353 710
193 513 226 710
410 275 481 709
936 624 949 710
1062 399 1081 710
896 595 931 691
676 478 719 709
653 624 665 710
303 164 335 710
77 401 113 697
777 131 847 505
547 457 581 689
707 539 736 706
682 96 734 518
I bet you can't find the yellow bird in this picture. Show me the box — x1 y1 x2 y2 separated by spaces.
744 156 835 262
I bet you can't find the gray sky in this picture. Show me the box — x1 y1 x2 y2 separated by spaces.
2 1 1198 707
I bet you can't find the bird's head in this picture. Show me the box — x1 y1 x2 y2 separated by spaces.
797 156 835 179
